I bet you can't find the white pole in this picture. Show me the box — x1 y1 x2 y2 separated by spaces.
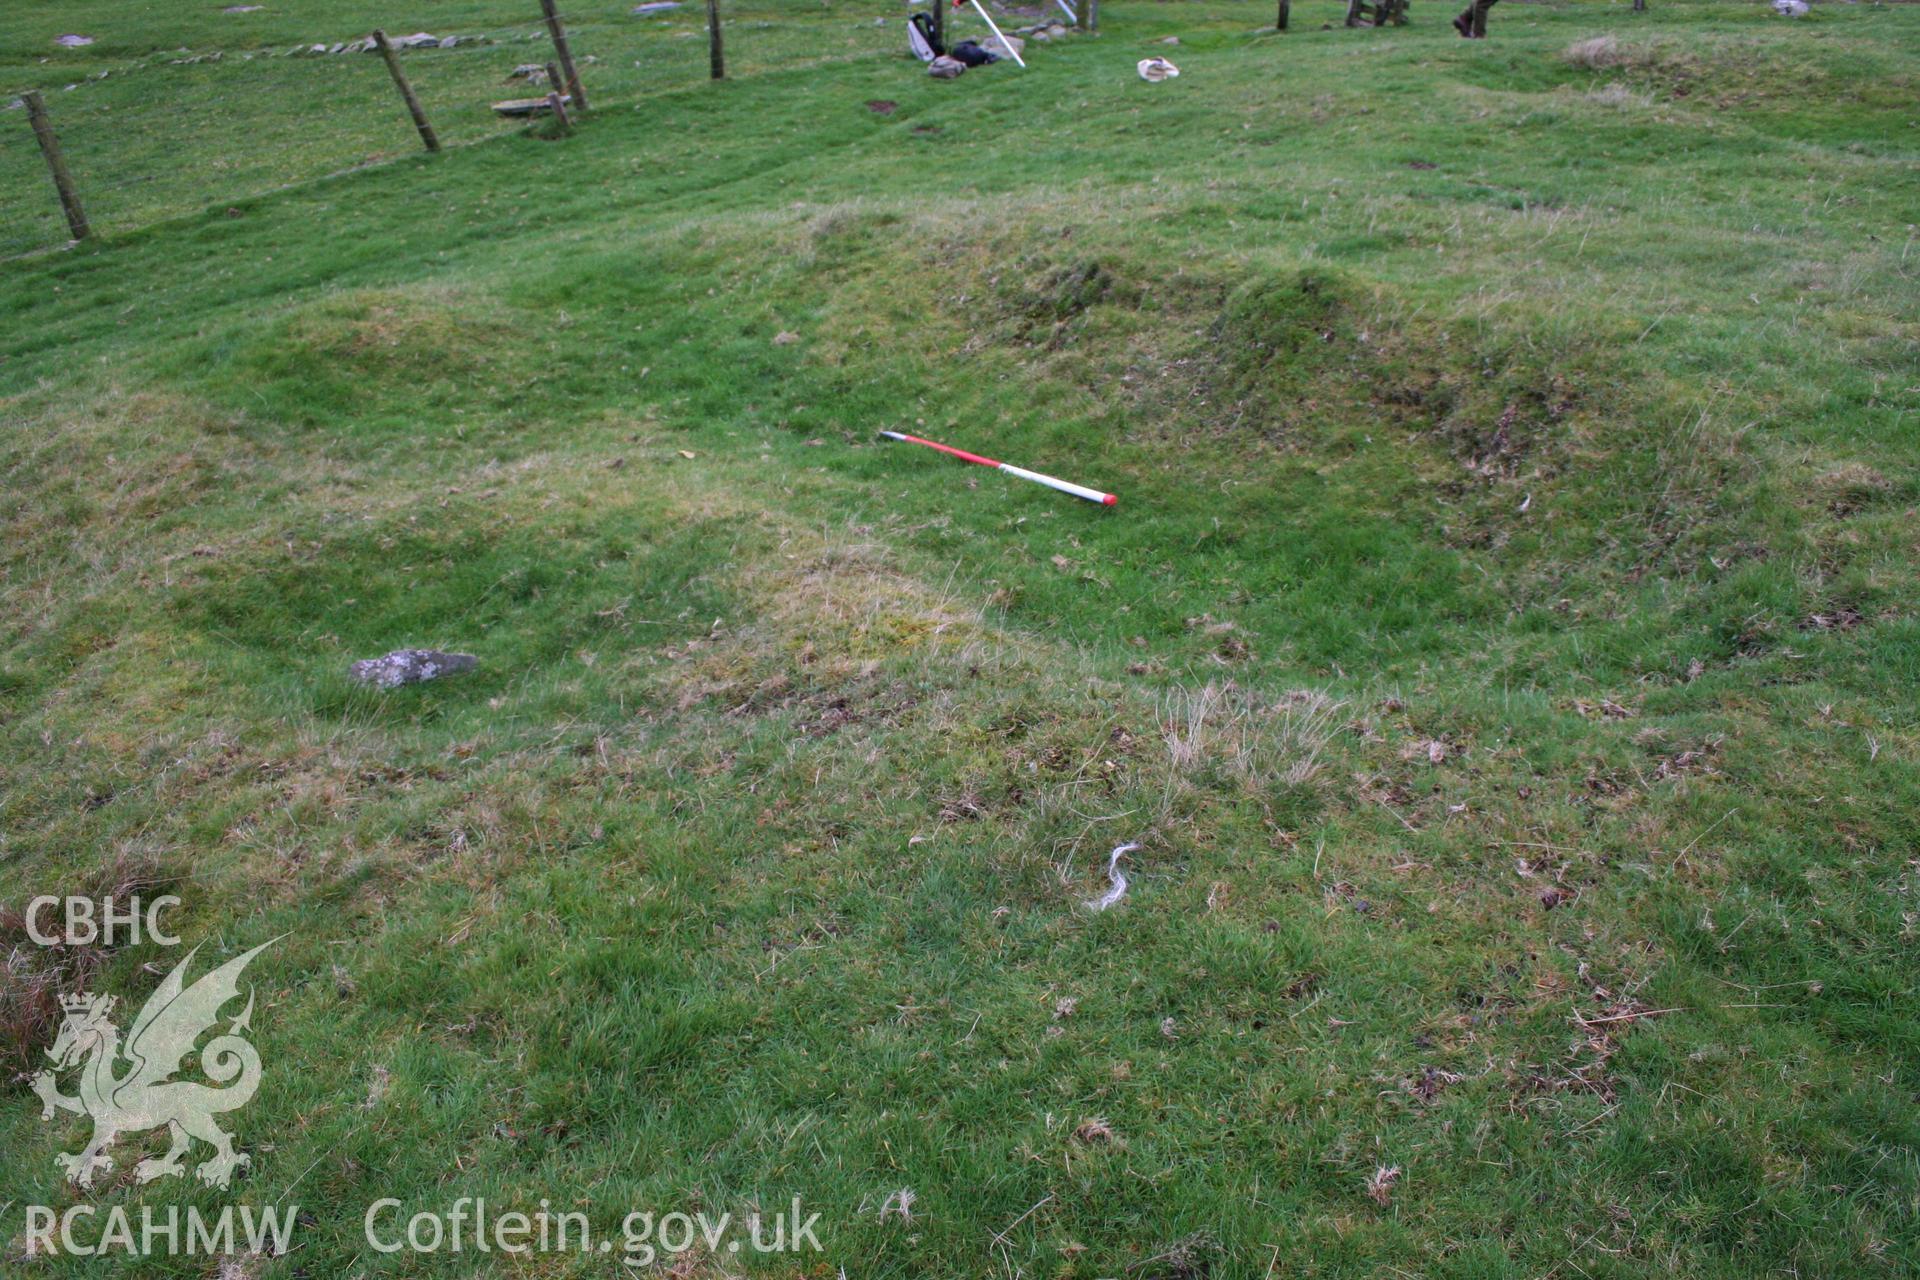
967 0 1026 67
1055 0 1077 19
999 463 1114 505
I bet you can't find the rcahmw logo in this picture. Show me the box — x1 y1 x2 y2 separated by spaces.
24 894 182 946
364 1197 825 1264
32 937 280 1190
21 1203 297 1260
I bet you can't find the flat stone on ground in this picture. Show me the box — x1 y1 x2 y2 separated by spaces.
349 649 479 689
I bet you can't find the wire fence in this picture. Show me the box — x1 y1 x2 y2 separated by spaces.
1 1 916 260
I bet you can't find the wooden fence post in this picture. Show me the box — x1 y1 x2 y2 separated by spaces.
1277 0 1290 29
540 0 588 110
543 61 573 129
20 91 89 241
706 0 725 79
1081 0 1099 34
372 30 441 152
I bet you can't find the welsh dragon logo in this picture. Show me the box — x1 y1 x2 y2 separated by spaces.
31 939 278 1190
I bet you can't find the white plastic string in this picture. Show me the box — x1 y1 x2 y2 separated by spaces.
1084 842 1140 912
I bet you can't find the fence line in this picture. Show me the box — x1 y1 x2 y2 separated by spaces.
1 1 1091 258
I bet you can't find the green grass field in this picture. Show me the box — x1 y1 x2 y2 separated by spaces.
3 1 1918 1275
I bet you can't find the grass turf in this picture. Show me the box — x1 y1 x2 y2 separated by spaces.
3 1 1919 1276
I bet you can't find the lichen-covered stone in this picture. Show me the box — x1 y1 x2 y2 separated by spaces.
349 649 478 689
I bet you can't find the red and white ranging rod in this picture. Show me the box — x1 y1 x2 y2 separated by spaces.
878 430 1117 506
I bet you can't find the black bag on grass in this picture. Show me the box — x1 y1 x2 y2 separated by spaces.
950 39 998 67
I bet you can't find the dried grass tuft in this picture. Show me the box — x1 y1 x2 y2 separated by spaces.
1071 1116 1118 1146
1564 35 1625 69
1366 1164 1403 1206
1162 682 1343 789
1586 81 1652 110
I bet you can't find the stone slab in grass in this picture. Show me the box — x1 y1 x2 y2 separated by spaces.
349 649 478 689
